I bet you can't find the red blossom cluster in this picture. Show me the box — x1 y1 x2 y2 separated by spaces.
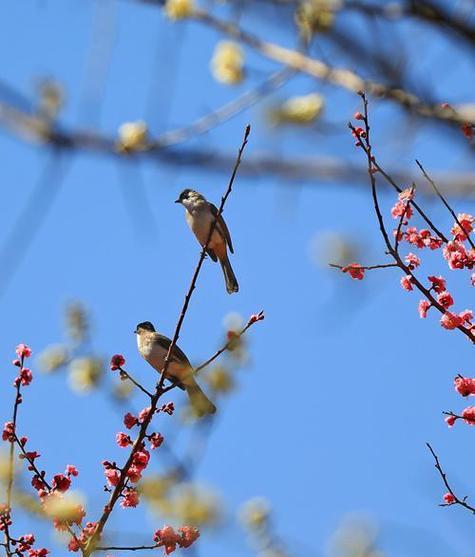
443 492 456 505
341 185 475 336
110 353 126 371
248 311 265 325
2 338 206 556
67 521 98 552
444 376 475 428
153 525 200 555
341 263 365 280
395 226 443 250
1 345 88 554
101 399 175 510
391 188 414 221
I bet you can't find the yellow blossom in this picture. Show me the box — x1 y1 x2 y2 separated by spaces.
210 42 244 85
239 497 270 530
0 452 10 482
328 515 385 557
38 344 69 373
295 0 337 38
139 475 174 504
172 485 220 526
69 357 103 393
272 93 324 125
112 378 135 399
205 366 234 393
66 302 88 343
164 0 195 20
43 491 85 524
117 121 149 152
37 79 65 120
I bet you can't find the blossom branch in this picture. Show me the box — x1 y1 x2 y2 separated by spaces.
329 262 397 272
84 126 250 556
427 443 475 514
3 354 25 556
349 92 475 343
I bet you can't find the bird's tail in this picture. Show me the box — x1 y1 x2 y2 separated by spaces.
185 380 217 417
220 254 239 294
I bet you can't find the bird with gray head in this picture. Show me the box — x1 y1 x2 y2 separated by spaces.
135 321 216 417
175 189 239 294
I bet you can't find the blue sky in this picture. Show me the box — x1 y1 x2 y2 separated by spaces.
1 1 475 556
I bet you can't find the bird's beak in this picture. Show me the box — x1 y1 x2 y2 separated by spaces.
133 329 138 334
174 198 181 204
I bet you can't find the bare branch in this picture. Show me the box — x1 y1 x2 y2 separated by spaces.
427 443 475 514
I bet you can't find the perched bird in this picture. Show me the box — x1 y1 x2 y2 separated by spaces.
175 189 239 294
135 321 216 417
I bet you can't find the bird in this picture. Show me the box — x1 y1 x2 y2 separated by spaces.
135 321 216 417
175 189 239 294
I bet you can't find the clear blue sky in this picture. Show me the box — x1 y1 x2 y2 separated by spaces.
1 1 475 556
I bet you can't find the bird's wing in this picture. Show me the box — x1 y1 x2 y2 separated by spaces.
209 203 234 254
153 333 193 368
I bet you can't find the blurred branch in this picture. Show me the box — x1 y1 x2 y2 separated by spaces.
3 100 475 194
156 67 293 147
0 153 71 300
134 0 475 126
3 98 475 195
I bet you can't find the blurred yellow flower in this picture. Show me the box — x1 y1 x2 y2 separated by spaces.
328 515 385 557
272 93 324 125
222 312 244 331
37 79 65 120
210 42 244 85
164 0 195 20
239 497 270 530
38 344 69 373
172 485 220 526
140 475 174 504
308 231 359 268
117 121 149 152
69 357 103 393
112 378 135 399
295 0 337 38
0 452 10 482
43 491 85 524
205 366 234 393
66 302 89 343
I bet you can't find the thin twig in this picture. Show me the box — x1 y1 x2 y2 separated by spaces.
329 262 398 272
353 134 448 243
427 443 475 514
416 159 475 250
194 310 264 375
117 367 153 398
12 433 52 491
96 545 158 551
